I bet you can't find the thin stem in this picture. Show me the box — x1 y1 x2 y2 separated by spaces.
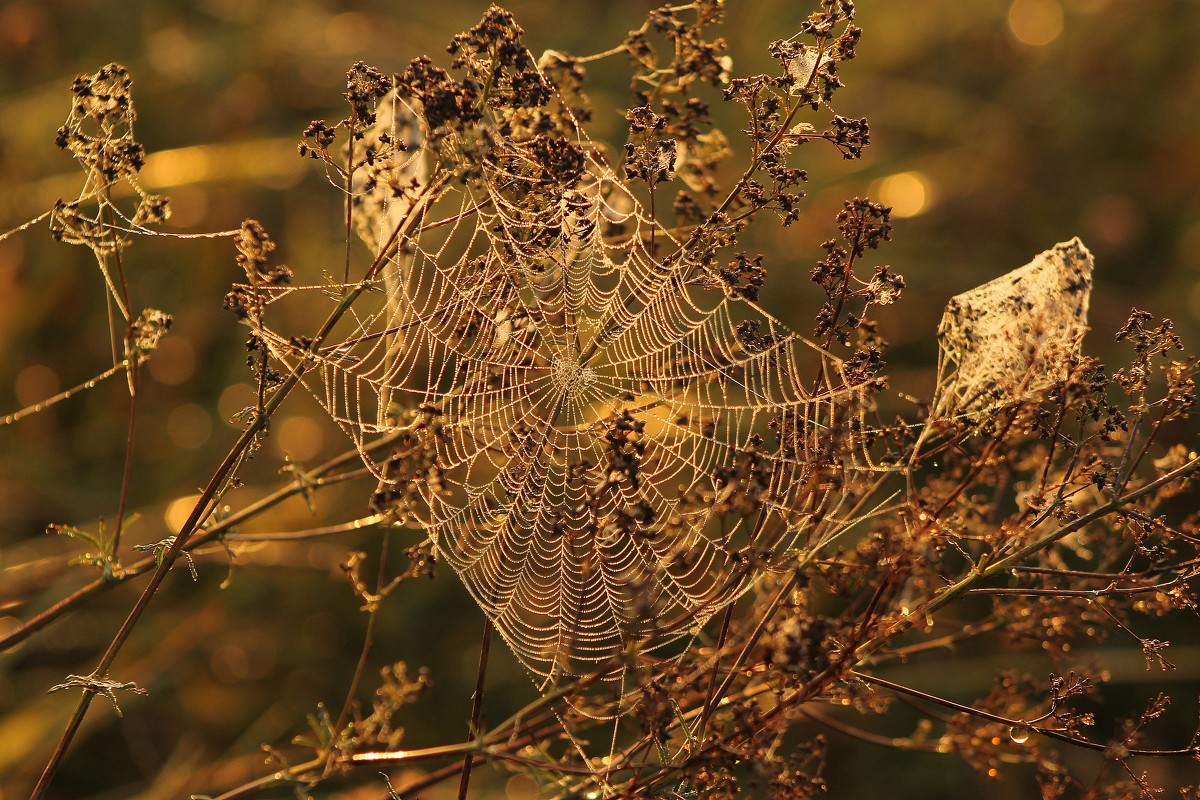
106 185 137 559
344 115 356 284
696 604 734 742
798 707 949 753
223 514 385 542
0 209 53 242
574 42 631 63
333 532 394 747
1 360 128 426
648 185 656 260
208 757 325 800
966 572 1190 598
853 671 1198 758
709 571 800 712
109 354 138 560
457 619 493 800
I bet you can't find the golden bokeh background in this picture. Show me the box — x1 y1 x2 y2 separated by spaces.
2 1 1198 797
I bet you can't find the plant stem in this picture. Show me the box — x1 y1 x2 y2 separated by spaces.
457 618 493 800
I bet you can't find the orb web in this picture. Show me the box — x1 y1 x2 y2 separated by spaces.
249 72 884 684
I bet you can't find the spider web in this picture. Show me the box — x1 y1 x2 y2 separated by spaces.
933 238 1094 419
251 79 884 684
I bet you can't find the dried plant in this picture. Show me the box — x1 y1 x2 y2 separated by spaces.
2 3 1198 799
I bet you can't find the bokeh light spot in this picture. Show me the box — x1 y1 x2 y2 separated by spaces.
148 336 197 385
306 542 342 570
168 403 212 450
872 171 932 218
15 364 60 407
1008 0 1064 46
276 414 325 461
1177 218 1200 273
1063 0 1110 12
164 493 203 533
163 185 209 229
218 383 258 426
0 2 47 48
326 12 372 54
0 616 20 639
1080 194 1141 249
506 774 539 800
211 632 277 682
0 235 23 288
146 26 204 81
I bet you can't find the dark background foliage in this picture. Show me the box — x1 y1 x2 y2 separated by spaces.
1 1 1198 797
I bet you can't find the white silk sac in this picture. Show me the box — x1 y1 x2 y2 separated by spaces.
934 238 1094 420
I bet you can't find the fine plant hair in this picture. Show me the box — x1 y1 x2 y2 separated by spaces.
2 3 1199 799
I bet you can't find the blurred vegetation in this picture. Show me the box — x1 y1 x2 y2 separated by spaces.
1 1 1198 798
